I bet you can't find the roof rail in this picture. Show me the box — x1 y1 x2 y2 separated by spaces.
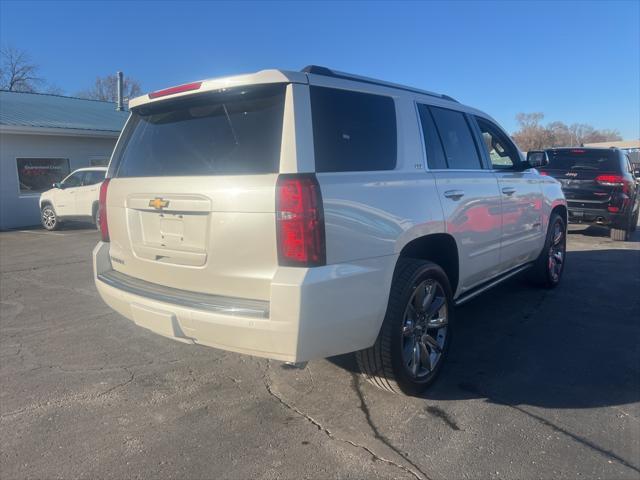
301 65 458 103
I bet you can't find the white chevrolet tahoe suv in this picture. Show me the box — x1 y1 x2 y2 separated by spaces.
40 167 107 230
93 66 567 395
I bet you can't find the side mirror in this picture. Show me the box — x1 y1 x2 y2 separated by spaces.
526 150 549 168
53 182 62 189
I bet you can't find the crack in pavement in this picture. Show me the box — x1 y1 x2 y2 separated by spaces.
0 354 232 419
262 361 428 480
97 368 135 397
0 259 88 274
12 275 99 298
1 365 140 419
510 403 640 475
458 382 640 475
351 374 433 480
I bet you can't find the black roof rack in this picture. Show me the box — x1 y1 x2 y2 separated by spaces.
301 65 458 103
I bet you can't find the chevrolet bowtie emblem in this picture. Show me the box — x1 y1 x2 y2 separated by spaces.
149 198 169 210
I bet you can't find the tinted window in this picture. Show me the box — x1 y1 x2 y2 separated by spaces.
114 85 286 177
62 171 84 188
475 117 520 169
430 107 482 170
417 104 447 169
310 87 396 172
83 170 105 185
16 158 70 194
544 150 621 172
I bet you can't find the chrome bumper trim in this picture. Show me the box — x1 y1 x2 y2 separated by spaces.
97 270 269 319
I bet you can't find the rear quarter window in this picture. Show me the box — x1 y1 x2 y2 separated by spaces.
310 87 397 172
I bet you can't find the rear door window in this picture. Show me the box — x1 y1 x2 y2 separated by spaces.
545 150 621 172
429 106 483 170
310 87 397 172
113 84 286 177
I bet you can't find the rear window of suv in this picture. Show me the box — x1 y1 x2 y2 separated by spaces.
544 149 621 172
310 87 397 172
112 84 286 177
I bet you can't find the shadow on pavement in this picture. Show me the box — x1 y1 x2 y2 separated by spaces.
330 248 640 411
568 223 640 242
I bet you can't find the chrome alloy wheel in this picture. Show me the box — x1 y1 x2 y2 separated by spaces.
401 279 448 378
548 220 566 282
42 207 56 230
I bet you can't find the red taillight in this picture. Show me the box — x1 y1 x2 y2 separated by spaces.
276 174 326 267
148 81 202 99
595 174 624 186
570 149 586 154
99 178 110 242
596 174 632 194
608 206 620 213
539 171 549 176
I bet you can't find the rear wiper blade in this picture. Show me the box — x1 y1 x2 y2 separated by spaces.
222 103 239 146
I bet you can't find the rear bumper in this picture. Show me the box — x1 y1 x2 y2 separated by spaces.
567 206 628 227
93 242 395 362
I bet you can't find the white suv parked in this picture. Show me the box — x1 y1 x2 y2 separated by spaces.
40 167 107 230
93 66 567 395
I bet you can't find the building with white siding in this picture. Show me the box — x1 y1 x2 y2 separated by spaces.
0 91 128 229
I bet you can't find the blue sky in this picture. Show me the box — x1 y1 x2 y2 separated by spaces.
1 0 639 137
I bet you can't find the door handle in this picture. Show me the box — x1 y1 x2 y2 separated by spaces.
444 190 465 200
502 187 516 196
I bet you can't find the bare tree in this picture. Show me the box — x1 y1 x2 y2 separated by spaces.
77 74 142 103
515 112 544 130
0 45 44 92
512 113 622 151
512 112 552 151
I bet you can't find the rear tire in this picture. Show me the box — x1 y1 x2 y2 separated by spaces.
610 227 629 241
528 212 566 288
611 208 635 241
41 205 59 231
355 258 454 395
630 209 638 233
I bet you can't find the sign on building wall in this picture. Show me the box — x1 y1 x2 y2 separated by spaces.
16 158 70 194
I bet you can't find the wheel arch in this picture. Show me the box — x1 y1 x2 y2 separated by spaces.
551 204 568 227
40 200 56 213
397 233 460 294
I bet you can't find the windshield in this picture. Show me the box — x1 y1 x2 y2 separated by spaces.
543 150 620 172
112 84 286 177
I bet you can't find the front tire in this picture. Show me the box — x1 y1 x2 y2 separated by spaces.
41 205 59 231
355 259 454 395
528 212 566 288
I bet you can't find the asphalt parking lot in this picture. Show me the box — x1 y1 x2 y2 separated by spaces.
1 222 639 480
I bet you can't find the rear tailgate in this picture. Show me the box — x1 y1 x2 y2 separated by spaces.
106 176 278 300
105 84 287 301
542 149 622 211
542 169 614 210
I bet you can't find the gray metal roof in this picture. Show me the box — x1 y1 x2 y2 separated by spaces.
0 90 128 133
